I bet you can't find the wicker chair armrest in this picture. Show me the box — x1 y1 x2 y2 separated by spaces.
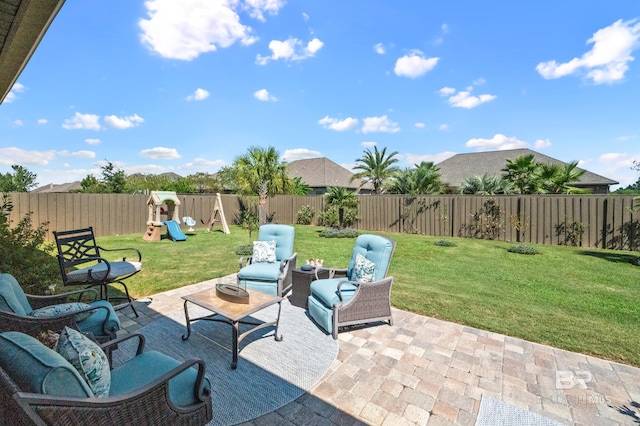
339 276 394 307
101 333 146 355
27 288 99 307
279 252 297 273
315 267 347 280
15 359 211 426
96 245 142 262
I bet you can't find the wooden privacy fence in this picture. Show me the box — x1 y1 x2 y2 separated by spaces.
5 192 640 250
269 194 640 250
6 193 243 241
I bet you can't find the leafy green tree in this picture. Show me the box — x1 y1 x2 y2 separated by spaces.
220 146 291 224
78 174 104 193
101 162 127 193
351 146 400 194
188 172 221 194
0 165 38 192
501 155 540 194
323 186 359 229
459 173 513 195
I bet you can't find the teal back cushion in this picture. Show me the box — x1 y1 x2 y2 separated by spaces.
347 235 395 282
0 331 93 398
0 273 32 315
258 224 294 261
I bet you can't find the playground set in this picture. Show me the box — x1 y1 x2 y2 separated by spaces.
143 191 229 242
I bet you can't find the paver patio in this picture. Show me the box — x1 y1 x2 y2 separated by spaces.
117 276 640 426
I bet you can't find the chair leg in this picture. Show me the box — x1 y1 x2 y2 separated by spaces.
107 281 138 318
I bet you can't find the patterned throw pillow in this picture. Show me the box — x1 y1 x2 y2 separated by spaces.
253 240 277 263
56 326 110 398
29 302 94 322
352 253 376 283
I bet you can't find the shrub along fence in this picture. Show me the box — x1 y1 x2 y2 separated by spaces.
6 192 640 250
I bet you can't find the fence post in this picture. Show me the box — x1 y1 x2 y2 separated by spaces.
601 198 608 249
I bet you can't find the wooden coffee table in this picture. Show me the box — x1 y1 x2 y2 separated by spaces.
182 286 283 369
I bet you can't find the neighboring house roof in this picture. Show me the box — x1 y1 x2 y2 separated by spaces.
32 181 82 193
287 157 372 191
436 149 618 188
0 0 66 103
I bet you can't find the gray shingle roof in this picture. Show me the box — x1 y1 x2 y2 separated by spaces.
287 157 371 190
436 149 618 187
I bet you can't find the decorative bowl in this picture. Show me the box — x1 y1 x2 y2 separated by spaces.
301 264 313 271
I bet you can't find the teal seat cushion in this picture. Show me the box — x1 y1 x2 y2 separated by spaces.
307 295 334 335
238 262 281 282
309 278 357 308
66 261 141 283
110 350 210 408
77 300 120 337
0 331 93 397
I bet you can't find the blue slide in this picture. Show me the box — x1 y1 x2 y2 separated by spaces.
163 220 187 242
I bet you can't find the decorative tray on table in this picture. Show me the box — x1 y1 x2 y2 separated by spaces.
216 283 250 304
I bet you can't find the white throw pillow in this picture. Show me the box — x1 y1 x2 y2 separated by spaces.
353 253 376 283
253 240 277 263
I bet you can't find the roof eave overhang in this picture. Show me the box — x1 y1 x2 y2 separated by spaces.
0 0 66 104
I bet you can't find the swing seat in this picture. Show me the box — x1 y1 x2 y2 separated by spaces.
182 217 196 227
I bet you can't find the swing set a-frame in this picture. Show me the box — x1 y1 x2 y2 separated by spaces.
201 193 230 234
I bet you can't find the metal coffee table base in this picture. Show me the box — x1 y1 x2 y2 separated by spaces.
182 300 283 369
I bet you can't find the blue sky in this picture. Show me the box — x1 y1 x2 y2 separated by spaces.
1 0 639 189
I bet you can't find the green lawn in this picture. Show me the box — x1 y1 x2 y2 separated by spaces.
99 225 640 367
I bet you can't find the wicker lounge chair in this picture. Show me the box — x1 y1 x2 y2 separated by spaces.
307 234 395 339
0 331 212 426
237 224 297 296
0 273 120 343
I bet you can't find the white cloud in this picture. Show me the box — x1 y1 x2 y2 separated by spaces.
466 134 529 151
139 0 258 61
595 152 640 188
4 82 25 103
439 123 449 131
104 114 144 129
182 158 227 170
361 141 377 148
123 164 172 175
256 37 323 65
139 147 181 159
0 147 55 165
318 116 359 131
534 138 552 149
254 88 277 101
599 152 629 163
374 43 385 54
186 88 210 101
615 134 637 141
58 150 96 159
438 87 456 96
441 23 449 34
62 112 101 130
361 115 400 134
394 50 439 78
439 86 496 109
13 120 23 127
536 19 640 84
243 0 285 22
37 119 48 125
282 148 322 161
302 12 309 21
85 138 101 145
404 151 457 165
414 122 425 128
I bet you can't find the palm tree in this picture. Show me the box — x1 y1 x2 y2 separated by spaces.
291 177 312 195
230 146 291 224
550 161 589 194
501 155 540 194
351 146 400 194
385 162 443 194
325 186 359 229
459 173 512 195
